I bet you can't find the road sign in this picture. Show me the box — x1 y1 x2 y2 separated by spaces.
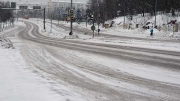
77 10 81 15
33 6 41 9
11 2 16 8
91 26 96 31
19 6 28 9
90 14 94 20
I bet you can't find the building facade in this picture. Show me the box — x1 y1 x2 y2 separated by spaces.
48 0 87 20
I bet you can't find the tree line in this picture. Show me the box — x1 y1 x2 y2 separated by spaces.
0 1 14 23
87 0 180 21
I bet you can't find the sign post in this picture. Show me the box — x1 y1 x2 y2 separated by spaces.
58 10 61 26
172 20 176 35
91 25 96 38
69 0 73 35
98 14 100 35
43 7 46 31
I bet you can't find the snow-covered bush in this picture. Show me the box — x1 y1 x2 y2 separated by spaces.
0 38 14 49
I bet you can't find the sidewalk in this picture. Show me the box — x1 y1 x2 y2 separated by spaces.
0 48 60 101
0 47 86 101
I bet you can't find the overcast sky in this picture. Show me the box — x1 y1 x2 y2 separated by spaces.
2 0 88 4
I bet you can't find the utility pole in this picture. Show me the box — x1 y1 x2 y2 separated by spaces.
58 1 60 26
104 0 107 22
69 0 73 35
86 14 87 27
97 0 100 35
58 14 60 26
123 0 126 29
37 9 39 23
155 0 157 27
43 7 46 30
50 14 52 33
92 12 95 37
21 6 24 22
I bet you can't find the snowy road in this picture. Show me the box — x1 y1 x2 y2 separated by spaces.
13 21 180 101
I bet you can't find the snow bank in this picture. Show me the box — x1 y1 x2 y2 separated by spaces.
0 37 14 49
0 47 87 101
64 34 79 39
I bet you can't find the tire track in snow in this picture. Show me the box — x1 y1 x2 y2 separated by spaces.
17 21 180 101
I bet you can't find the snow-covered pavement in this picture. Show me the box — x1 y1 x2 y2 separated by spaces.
1 17 180 101
0 26 88 101
24 18 180 53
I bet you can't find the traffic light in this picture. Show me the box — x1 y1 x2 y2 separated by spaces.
90 14 94 20
70 9 74 21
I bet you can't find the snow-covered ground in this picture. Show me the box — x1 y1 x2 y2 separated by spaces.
27 17 180 53
27 14 180 40
0 26 88 101
75 15 180 40
0 48 83 101
1 15 180 101
20 17 180 86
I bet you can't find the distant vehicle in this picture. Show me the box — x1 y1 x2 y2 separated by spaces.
23 15 29 19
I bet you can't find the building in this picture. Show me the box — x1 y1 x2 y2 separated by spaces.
48 0 87 10
47 0 87 20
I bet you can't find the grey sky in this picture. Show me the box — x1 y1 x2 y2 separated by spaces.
2 0 88 4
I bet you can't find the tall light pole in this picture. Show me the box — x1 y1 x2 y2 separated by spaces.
69 0 73 35
48 0 53 33
123 0 126 29
43 7 46 30
36 4 39 23
155 0 157 27
57 0 61 26
58 0 59 26
97 0 100 35
50 13 52 33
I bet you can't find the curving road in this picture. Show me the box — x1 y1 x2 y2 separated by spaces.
16 21 180 101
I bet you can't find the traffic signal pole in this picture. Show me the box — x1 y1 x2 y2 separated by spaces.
123 0 126 29
86 14 87 27
69 0 73 35
37 9 39 23
97 0 100 35
155 0 157 27
93 13 95 38
50 14 52 33
43 7 46 30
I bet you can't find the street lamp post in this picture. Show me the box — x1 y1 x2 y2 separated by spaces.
97 0 100 35
43 7 46 30
58 0 60 26
155 0 157 28
50 13 52 33
37 9 39 23
69 0 73 35
123 0 126 29
22 9 24 22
